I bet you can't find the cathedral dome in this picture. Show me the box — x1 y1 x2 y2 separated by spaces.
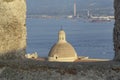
48 29 78 62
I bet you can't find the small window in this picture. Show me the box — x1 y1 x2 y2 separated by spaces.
32 57 35 59
56 57 58 59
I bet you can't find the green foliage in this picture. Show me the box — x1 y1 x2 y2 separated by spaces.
3 0 14 2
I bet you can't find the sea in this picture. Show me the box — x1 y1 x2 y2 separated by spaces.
26 17 114 59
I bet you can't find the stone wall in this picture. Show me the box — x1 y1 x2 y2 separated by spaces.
0 0 26 59
0 60 119 80
113 0 120 61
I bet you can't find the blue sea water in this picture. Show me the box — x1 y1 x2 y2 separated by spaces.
26 18 114 59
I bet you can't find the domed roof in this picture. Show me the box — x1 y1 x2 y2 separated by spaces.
48 29 77 59
48 42 77 58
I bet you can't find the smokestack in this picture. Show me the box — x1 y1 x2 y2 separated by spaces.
74 0 77 17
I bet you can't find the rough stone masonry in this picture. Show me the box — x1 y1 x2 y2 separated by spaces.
0 0 26 59
114 0 120 61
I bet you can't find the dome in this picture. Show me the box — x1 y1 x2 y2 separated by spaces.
48 29 78 62
48 42 77 58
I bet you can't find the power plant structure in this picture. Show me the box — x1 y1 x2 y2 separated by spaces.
74 0 77 17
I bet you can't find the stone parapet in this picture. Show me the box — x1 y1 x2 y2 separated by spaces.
0 0 26 59
0 60 120 80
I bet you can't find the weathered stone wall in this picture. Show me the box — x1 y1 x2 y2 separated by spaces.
0 60 120 80
0 0 26 59
114 0 120 61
